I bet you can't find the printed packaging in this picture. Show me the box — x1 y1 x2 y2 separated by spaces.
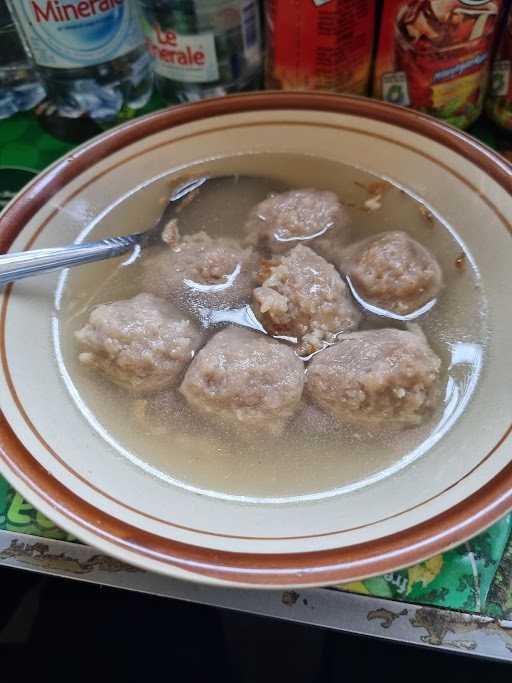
486 6 512 130
374 0 505 128
265 0 376 95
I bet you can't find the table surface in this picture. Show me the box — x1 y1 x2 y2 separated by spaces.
1 106 512 662
0 530 510 662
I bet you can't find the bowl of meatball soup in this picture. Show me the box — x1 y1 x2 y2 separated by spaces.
0 93 511 587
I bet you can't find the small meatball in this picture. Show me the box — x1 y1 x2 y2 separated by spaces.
76 293 202 395
244 189 350 254
340 231 443 315
143 231 256 309
180 327 304 434
253 244 361 354
306 328 441 426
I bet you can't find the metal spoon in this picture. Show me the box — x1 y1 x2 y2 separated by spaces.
0 174 286 339
0 173 434 337
0 175 215 287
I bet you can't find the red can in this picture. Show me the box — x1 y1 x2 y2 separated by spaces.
486 7 512 129
374 1 505 129
265 0 376 95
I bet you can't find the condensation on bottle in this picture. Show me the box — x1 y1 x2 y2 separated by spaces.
0 0 45 119
6 0 153 124
136 0 263 103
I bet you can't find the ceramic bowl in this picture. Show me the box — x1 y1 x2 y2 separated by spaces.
0 93 511 587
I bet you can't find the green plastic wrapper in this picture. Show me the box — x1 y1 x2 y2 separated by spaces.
0 474 509 612
0 108 511 614
338 515 512 613
0 480 75 543
484 536 512 618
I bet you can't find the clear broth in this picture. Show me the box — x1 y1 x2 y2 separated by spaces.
56 153 486 503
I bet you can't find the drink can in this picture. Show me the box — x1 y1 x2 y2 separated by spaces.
265 0 376 95
374 0 505 129
486 7 512 130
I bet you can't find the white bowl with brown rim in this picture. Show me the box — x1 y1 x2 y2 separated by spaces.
0 93 511 588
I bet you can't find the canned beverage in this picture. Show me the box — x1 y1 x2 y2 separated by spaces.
137 0 263 103
486 7 512 130
265 0 376 95
374 0 505 129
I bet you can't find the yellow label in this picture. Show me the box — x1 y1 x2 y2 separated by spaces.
339 581 370 595
432 70 483 110
407 555 444 593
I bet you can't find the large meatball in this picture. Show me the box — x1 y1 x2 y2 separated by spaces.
180 326 304 433
244 189 350 254
306 328 441 426
142 230 257 309
339 231 443 315
253 244 361 355
76 293 202 394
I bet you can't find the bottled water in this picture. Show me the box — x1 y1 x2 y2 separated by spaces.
0 0 45 119
137 0 262 103
6 0 153 124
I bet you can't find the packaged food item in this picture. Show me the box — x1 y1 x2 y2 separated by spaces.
374 0 505 129
265 0 376 95
486 6 512 130
137 0 263 103
340 514 512 614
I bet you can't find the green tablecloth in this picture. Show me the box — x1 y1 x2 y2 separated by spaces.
0 105 511 617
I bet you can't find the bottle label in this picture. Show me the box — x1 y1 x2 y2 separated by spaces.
139 0 261 87
144 24 219 83
9 0 144 68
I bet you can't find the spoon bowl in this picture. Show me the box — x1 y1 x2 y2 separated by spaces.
0 175 251 286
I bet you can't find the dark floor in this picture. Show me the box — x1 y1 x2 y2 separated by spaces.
0 566 509 682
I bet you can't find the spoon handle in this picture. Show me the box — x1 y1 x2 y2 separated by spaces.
0 234 142 286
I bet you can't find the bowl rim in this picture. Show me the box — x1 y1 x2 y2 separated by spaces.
0 91 511 587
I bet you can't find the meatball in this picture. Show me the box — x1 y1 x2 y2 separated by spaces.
339 231 443 315
180 327 304 433
76 293 202 395
142 230 257 309
306 328 441 426
253 244 361 354
244 189 350 254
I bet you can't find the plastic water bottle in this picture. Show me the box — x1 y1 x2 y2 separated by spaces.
6 0 153 125
136 0 262 103
0 0 45 119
